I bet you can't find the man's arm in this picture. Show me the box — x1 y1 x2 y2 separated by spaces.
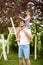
16 27 20 41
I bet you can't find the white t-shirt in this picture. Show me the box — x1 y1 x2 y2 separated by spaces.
18 28 31 45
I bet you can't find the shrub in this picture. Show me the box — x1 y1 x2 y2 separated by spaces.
9 34 18 52
3 31 8 39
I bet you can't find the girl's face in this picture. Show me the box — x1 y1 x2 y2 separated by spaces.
26 10 30 15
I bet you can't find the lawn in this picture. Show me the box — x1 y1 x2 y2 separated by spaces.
0 51 43 65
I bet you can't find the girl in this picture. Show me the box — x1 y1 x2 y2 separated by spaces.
19 9 31 29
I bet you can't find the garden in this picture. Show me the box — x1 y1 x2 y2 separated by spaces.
0 0 43 65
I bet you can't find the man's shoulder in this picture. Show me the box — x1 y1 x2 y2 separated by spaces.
16 27 20 30
25 28 31 33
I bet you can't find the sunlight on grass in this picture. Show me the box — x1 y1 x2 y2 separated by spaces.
0 52 43 65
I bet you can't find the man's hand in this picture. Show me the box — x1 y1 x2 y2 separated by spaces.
22 28 27 33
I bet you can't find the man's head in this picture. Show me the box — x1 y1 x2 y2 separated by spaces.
20 20 25 30
20 20 25 26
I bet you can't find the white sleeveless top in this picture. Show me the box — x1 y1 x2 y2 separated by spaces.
18 28 31 45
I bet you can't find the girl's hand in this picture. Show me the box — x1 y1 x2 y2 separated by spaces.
18 15 21 18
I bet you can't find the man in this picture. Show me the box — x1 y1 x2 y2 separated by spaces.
16 20 32 65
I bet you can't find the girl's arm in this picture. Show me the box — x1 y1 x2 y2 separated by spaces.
19 15 31 21
19 16 25 21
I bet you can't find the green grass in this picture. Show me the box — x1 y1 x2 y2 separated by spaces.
0 52 43 65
